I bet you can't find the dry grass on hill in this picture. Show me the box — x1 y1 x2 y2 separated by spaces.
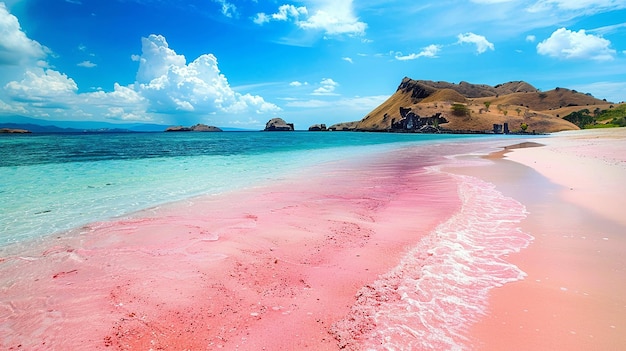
356 77 612 133
420 89 466 104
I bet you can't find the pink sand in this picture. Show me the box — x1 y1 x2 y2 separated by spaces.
1 146 464 350
4 130 622 350
465 128 626 350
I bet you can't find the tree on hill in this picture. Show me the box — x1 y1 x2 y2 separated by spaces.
451 104 470 116
563 109 594 128
520 123 528 132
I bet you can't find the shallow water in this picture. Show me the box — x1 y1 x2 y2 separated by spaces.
0 132 487 246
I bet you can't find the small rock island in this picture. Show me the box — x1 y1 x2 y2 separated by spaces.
165 124 222 132
264 118 294 131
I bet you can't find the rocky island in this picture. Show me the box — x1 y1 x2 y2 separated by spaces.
264 118 294 131
0 128 31 134
165 124 222 132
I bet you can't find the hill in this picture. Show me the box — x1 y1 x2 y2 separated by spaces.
0 116 169 133
356 77 614 133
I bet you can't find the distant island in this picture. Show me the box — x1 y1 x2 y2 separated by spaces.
0 128 31 134
165 124 222 132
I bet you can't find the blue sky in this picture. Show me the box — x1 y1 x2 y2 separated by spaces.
1 0 625 129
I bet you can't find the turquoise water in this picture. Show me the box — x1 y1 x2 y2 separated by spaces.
0 132 488 246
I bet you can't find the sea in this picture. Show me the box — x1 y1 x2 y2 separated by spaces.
1 131 493 247
0 131 534 349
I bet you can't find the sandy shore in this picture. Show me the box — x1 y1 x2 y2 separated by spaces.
2 129 625 350
463 128 626 350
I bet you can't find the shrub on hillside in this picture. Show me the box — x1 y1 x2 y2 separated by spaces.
451 103 470 116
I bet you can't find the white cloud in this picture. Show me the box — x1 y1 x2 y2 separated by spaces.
528 0 626 12
253 1 366 36
589 22 626 35
342 57 353 63
77 60 96 68
252 13 269 25
395 44 442 61
0 3 48 66
213 0 237 18
457 33 495 54
526 35 536 42
312 78 339 95
254 4 307 24
289 81 308 87
134 35 280 114
0 12 279 125
274 4 308 21
5 69 77 104
536 27 616 61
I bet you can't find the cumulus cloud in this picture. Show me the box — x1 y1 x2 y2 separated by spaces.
0 3 48 65
5 68 77 104
134 34 280 114
342 57 353 63
254 4 307 24
253 1 367 36
0 7 280 125
312 78 339 95
457 33 495 54
395 44 442 61
526 35 536 42
537 27 616 61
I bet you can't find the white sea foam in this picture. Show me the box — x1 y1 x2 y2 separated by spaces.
333 170 533 350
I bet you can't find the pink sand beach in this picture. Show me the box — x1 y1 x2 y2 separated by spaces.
1 129 625 350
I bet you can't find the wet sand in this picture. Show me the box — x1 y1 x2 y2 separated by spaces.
1 144 467 350
2 129 625 350
462 128 626 350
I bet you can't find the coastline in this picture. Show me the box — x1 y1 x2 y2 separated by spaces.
2 129 624 349
1 141 471 350
456 128 626 349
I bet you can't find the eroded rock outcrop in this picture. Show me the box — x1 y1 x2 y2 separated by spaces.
308 124 327 131
328 121 358 131
264 118 294 131
390 107 447 132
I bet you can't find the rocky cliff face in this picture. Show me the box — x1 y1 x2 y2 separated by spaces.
264 118 294 131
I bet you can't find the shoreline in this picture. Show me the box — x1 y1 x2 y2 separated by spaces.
1 141 471 349
457 128 626 349
2 129 624 349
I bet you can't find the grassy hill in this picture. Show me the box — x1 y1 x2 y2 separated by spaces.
356 77 618 133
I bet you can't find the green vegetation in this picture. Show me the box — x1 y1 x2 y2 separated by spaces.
520 123 528 132
563 109 594 128
596 104 626 125
564 105 626 128
451 103 470 116
483 101 491 111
